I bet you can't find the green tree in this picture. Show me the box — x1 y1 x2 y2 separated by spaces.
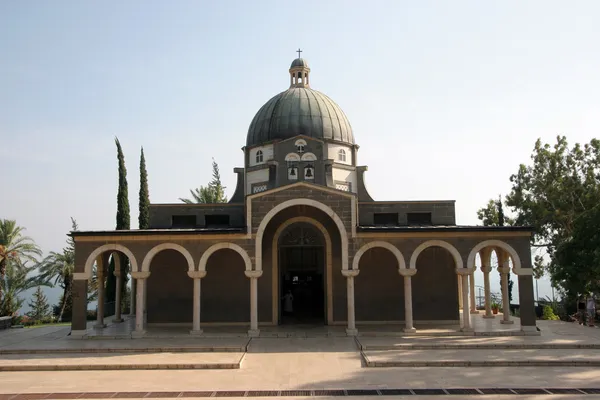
0 220 42 306
476 196 514 302
180 159 228 203
505 136 600 298
138 147 150 229
0 263 47 317
38 218 77 322
26 286 51 322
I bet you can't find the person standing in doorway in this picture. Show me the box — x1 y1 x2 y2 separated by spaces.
283 289 294 316
587 294 596 327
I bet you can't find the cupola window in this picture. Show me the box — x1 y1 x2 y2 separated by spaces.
338 149 346 162
255 150 264 164
304 165 314 180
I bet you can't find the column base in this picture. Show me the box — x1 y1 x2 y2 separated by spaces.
93 323 107 329
470 310 480 315
403 327 416 334
131 330 146 338
113 318 124 323
521 325 538 332
70 330 87 337
345 328 358 336
482 314 495 319
500 319 514 325
461 327 474 332
248 329 261 337
190 329 204 336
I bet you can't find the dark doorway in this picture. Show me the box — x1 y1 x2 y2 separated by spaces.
278 223 325 324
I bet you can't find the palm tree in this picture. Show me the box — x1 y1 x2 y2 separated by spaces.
0 220 42 305
38 218 77 322
0 262 48 317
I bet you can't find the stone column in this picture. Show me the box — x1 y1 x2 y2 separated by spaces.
517 274 538 332
188 271 207 335
132 271 150 337
481 265 494 319
456 268 474 332
469 271 478 314
94 256 106 329
113 255 123 323
457 276 463 310
498 250 514 325
130 277 136 315
342 269 359 336
245 270 263 337
71 278 88 336
399 268 417 333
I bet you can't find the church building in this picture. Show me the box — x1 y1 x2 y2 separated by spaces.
70 54 537 337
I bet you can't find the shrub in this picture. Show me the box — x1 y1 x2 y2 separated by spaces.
542 305 560 320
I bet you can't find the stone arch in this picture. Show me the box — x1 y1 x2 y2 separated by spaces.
142 243 195 273
271 216 333 325
409 240 463 269
82 244 138 279
466 239 524 274
255 198 349 271
353 241 407 271
199 243 252 272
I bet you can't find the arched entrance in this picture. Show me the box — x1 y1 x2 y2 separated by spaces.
278 222 326 324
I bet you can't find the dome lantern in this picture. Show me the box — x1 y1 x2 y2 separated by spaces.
289 48 310 88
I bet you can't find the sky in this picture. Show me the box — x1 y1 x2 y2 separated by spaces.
1 1 599 310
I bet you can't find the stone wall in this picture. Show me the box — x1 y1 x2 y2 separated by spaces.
149 204 245 229
358 201 456 226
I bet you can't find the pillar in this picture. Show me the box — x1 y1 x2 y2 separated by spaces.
399 268 417 333
481 266 494 318
132 271 150 336
113 255 123 323
517 274 538 332
342 270 359 336
457 269 474 332
498 250 514 325
188 271 207 335
457 276 463 309
70 278 88 336
94 256 106 329
245 270 263 337
130 277 136 315
469 271 478 314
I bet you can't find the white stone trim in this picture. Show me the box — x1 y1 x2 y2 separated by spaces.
79 244 138 280
409 240 464 269
466 239 525 274
353 241 407 271
141 243 194 273
70 329 87 337
199 242 252 272
271 216 333 325
255 198 349 271
521 325 538 332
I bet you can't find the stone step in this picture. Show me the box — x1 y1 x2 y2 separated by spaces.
362 349 600 367
356 337 600 350
0 352 245 371
0 338 249 354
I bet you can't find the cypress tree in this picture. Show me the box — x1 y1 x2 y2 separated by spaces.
115 137 130 230
138 147 150 229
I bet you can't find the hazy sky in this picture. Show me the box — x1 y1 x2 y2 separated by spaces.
2 1 599 307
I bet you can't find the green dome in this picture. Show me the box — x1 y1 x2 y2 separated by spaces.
246 87 354 147
290 58 308 68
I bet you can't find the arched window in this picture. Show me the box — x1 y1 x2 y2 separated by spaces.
338 149 346 162
295 139 307 153
255 150 263 164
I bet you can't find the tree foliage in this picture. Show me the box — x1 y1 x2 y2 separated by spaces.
0 220 42 306
115 137 131 230
0 263 48 317
138 147 150 229
26 286 52 322
180 159 228 204
38 218 77 322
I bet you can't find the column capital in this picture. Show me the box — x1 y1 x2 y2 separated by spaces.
342 269 359 278
497 266 511 274
131 271 150 279
399 268 417 277
245 270 263 279
455 267 476 276
114 270 121 277
480 265 492 273
187 270 207 279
